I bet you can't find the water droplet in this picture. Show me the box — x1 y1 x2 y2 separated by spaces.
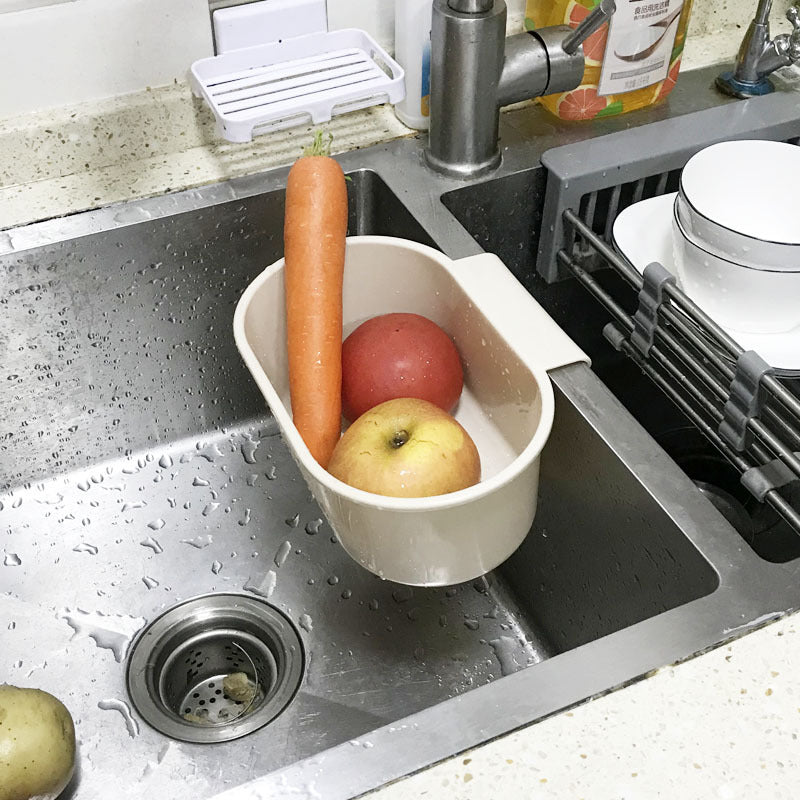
98 698 139 737
327 575 339 586
274 540 292 568
368 599 379 611
285 513 300 528
244 570 277 599
202 502 220 517
140 537 163 554
241 437 259 464
113 205 152 225
192 477 210 487
299 613 313 633
247 474 259 487
36 492 64 506
194 442 219 463
305 518 322 535
61 609 145 662
392 586 413 603
211 560 223 575
180 534 213 549
142 576 160 590
73 542 99 555
488 636 524 676
464 618 480 631
238 508 251 527
122 500 146 511
3 552 22 567
341 589 352 600
147 518 166 531
265 465 278 480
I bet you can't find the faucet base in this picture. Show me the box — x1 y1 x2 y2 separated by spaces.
423 147 502 180
715 70 776 99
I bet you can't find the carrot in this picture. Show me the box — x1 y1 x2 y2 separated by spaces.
283 131 348 468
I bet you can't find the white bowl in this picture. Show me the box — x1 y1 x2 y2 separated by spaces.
672 200 800 334
678 139 800 279
675 190 800 273
679 139 800 250
233 236 587 586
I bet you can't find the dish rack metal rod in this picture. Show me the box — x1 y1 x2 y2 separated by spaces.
558 209 800 537
564 209 800 425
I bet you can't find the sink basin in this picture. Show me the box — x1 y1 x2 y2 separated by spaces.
4 75 800 799
1 163 717 798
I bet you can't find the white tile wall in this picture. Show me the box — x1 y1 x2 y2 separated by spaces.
0 0 789 120
0 0 213 118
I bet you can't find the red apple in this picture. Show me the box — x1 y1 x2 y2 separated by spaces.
341 312 463 422
327 397 480 498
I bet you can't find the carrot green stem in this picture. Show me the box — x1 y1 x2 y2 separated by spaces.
302 129 333 157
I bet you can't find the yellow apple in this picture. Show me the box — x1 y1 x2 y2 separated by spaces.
0 685 76 800
327 397 480 498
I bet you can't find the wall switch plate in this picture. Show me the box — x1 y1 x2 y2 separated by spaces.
213 0 327 54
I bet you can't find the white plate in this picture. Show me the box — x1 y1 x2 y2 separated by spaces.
611 192 800 373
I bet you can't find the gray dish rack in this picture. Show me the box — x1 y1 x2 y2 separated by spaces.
536 93 800 540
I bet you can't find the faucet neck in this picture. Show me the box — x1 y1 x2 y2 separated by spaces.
425 0 508 179
754 0 773 26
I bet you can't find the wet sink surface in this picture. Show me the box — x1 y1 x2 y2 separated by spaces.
3 76 799 800
1 166 718 797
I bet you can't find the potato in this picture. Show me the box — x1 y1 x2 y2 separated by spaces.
0 685 76 800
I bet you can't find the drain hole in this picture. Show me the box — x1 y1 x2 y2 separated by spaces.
161 633 270 728
126 593 305 743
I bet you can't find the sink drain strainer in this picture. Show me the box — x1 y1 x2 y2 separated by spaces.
126 593 304 743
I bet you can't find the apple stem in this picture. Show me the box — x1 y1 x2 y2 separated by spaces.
391 430 409 449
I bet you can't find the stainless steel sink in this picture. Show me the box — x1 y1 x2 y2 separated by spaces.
2 66 799 800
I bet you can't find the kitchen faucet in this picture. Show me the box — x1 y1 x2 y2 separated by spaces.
716 0 800 98
425 0 616 178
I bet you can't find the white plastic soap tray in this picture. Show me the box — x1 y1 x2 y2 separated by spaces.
234 237 588 587
190 29 405 142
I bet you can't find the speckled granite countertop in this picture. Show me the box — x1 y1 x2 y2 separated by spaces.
0 23 768 234
366 613 800 799
3 33 800 799
0 86 412 232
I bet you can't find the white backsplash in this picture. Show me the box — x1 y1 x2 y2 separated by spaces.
0 0 792 120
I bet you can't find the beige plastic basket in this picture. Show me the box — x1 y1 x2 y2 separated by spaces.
234 236 587 586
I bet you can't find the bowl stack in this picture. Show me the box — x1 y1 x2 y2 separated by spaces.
671 139 800 335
